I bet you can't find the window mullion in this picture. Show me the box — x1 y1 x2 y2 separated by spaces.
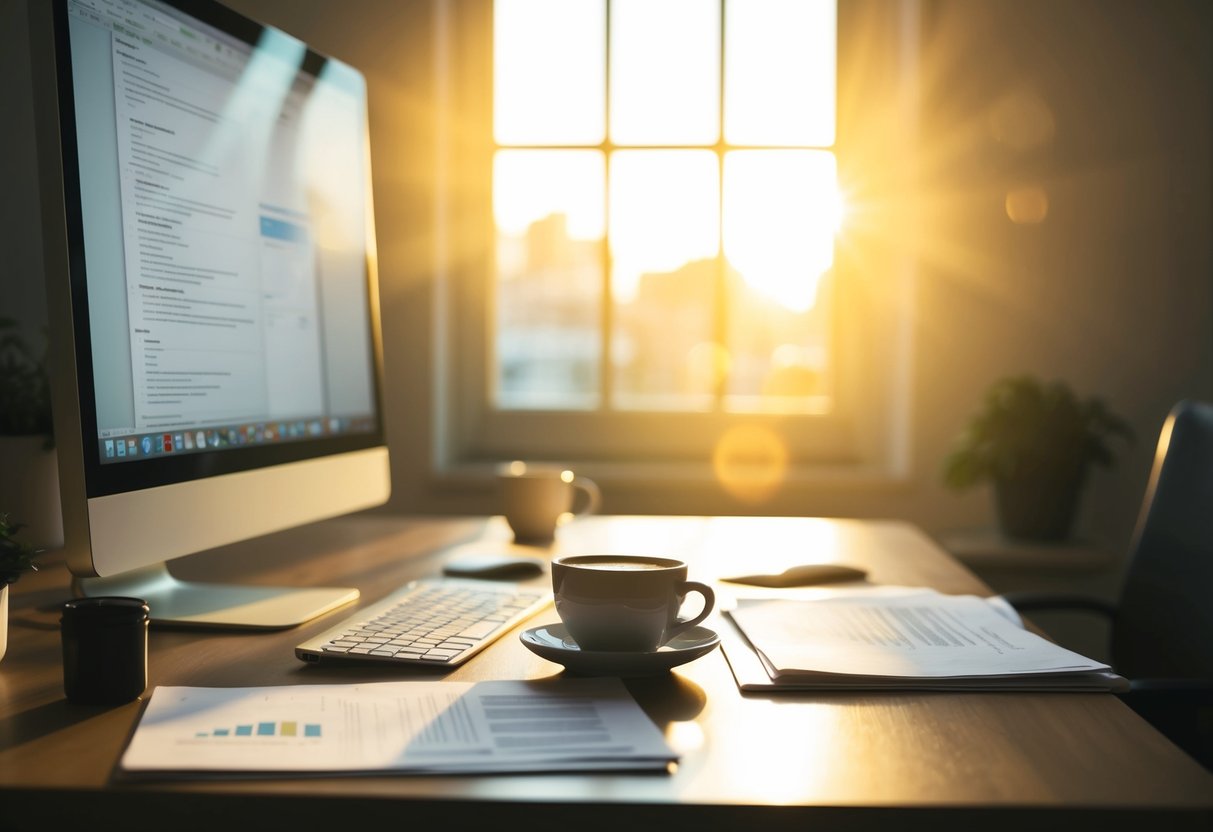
714 0 727 410
601 0 614 412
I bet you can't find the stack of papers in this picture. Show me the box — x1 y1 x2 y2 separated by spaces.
119 677 677 776
721 587 1128 692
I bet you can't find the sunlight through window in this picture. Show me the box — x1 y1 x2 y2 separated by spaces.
610 151 719 302
493 0 605 145
610 0 720 145
492 0 838 414
725 0 836 145
724 150 841 313
493 150 604 408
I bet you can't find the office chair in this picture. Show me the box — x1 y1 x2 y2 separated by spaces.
1003 399 1213 771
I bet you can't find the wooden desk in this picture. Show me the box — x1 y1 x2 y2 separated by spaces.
2 514 1211 831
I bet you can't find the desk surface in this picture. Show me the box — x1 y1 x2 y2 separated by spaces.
2 514 1211 831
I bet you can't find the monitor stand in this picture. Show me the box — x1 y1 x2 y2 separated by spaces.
72 563 359 629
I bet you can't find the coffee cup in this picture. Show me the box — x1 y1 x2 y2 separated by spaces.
551 554 715 652
499 461 601 544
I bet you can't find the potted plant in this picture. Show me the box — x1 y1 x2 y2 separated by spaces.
0 514 45 663
0 317 61 550
942 374 1135 542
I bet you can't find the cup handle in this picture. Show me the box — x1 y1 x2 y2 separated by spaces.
665 581 715 643
570 476 602 517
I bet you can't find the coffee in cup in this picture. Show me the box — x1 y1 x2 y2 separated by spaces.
498 461 601 544
551 554 715 652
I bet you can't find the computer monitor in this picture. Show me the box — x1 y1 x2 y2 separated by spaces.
28 0 391 628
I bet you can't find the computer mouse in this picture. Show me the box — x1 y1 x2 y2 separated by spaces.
721 563 868 588
442 554 547 580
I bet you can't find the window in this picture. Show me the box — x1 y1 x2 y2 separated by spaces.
439 0 916 505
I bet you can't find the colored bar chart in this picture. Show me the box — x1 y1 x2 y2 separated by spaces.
193 721 321 739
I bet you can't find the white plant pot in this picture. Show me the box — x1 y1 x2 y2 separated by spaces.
0 584 8 663
0 435 63 551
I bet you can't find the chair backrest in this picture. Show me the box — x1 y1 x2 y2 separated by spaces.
1113 400 1213 679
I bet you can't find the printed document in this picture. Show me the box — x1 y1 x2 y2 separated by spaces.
120 677 676 776
724 587 1128 691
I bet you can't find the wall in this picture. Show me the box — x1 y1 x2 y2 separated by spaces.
1 0 49 352
3 1 1210 577
911 0 1212 553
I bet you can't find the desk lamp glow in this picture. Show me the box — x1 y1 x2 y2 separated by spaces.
29 0 391 628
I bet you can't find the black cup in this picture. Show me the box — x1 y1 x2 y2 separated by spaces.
61 597 149 705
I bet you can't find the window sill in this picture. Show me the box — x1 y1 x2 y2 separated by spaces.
433 456 913 496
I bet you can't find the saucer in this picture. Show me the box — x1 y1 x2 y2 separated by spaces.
519 624 720 677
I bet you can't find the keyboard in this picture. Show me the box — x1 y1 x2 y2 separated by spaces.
295 577 552 667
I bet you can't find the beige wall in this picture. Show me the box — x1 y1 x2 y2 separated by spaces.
917 0 1211 552
4 0 1210 564
1 0 49 353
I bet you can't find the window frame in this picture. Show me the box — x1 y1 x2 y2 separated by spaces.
434 0 919 497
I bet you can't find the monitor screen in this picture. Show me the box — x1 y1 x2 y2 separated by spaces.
31 0 391 627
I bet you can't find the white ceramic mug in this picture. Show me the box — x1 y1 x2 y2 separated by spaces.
551 554 715 652
498 462 601 544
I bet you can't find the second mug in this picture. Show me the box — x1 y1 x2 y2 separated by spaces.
498 461 601 543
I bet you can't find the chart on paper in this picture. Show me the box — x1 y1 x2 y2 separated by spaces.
191 720 323 739
120 678 678 775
